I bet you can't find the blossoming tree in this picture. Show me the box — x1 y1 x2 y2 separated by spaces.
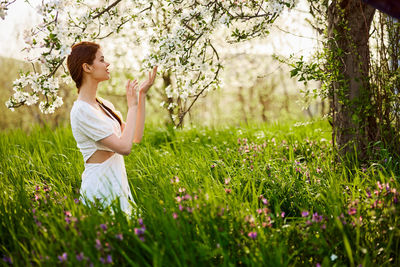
5 0 297 127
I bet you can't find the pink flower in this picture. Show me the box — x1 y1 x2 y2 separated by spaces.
173 213 178 219
348 208 356 216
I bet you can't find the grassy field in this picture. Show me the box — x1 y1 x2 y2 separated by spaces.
0 119 399 266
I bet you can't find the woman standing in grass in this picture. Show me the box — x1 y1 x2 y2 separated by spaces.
67 41 157 216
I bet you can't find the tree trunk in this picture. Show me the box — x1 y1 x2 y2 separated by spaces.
327 0 376 158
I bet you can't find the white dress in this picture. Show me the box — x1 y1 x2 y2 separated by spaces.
70 99 135 216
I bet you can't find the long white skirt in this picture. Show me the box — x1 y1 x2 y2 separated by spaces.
79 153 135 216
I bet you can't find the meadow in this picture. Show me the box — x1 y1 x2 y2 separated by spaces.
0 119 399 266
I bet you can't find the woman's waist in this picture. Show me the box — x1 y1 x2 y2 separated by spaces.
86 150 115 164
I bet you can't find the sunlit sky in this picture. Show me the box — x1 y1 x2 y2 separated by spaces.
0 0 319 61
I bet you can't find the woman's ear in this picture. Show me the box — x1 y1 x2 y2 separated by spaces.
82 63 92 73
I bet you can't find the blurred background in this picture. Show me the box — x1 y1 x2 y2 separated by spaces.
0 0 325 132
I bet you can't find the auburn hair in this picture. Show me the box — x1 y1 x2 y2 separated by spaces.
67 41 122 126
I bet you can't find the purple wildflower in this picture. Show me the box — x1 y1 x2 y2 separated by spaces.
106 255 112 264
173 213 178 219
74 198 80 204
262 198 268 205
301 211 309 217
2 256 12 264
95 239 102 250
76 252 84 261
100 257 105 264
281 212 285 218
247 231 257 240
58 252 67 262
134 227 146 236
138 218 144 226
115 233 123 240
100 224 107 231
312 212 323 223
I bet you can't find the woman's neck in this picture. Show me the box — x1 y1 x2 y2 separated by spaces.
77 79 99 105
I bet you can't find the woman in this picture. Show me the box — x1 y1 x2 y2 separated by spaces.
67 41 157 216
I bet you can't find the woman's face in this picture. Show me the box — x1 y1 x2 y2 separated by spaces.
89 49 110 82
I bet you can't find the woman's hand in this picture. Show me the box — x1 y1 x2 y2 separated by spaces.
139 66 158 95
126 79 139 108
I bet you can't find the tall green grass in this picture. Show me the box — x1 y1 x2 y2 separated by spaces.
1 119 399 266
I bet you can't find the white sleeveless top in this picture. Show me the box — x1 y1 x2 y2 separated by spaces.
70 99 122 163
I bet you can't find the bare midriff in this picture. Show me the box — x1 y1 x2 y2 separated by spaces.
86 150 115 164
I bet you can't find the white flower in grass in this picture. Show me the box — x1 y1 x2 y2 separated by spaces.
330 254 338 261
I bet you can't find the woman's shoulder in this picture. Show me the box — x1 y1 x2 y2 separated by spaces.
70 100 93 121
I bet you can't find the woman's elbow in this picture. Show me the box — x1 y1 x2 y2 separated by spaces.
121 144 133 155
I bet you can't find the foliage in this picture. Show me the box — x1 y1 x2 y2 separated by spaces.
4 0 297 127
1 120 400 265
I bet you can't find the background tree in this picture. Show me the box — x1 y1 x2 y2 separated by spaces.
288 0 400 160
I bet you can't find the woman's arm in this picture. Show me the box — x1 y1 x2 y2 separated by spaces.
98 66 157 154
97 80 139 155
133 66 157 143
133 92 146 143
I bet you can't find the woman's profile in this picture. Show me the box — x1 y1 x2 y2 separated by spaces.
67 41 157 216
